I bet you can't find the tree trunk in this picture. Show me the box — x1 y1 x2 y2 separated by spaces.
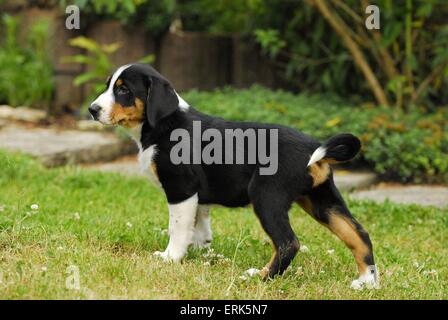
311 0 390 106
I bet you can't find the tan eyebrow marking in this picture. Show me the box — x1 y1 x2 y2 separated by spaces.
115 79 123 86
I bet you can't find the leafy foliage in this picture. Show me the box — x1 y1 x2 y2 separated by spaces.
250 0 448 108
58 1 448 108
183 86 448 183
0 14 53 108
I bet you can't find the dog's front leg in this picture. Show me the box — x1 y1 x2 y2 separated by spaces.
154 193 198 262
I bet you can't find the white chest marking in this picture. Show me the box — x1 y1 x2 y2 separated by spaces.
139 145 161 187
126 124 161 187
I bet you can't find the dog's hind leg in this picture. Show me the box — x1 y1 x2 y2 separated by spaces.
192 205 212 248
249 187 299 279
298 177 379 289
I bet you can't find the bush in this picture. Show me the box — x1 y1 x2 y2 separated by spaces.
183 86 448 183
0 14 53 109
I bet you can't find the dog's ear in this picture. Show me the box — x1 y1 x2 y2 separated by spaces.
146 76 179 128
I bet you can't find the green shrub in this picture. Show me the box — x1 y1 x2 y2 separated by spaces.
0 14 53 109
183 86 448 183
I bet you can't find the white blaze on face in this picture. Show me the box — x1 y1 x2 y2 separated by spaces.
91 64 131 124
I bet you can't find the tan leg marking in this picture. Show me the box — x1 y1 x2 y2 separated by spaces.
259 248 277 280
328 211 369 274
297 196 313 214
150 162 159 181
309 162 330 187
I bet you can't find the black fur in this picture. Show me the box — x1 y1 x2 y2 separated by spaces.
146 75 179 128
321 133 361 163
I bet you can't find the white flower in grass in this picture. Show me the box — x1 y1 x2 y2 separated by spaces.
413 261 420 268
57 246 64 251
31 204 39 211
239 268 260 280
299 245 309 253
41 266 47 272
245 268 260 277
423 269 437 277
203 261 211 266
0 205 5 212
126 222 133 229
74 212 80 220
327 249 335 255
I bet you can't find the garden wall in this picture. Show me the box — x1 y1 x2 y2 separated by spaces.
5 6 284 113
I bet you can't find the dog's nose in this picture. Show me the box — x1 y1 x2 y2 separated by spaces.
88 104 101 120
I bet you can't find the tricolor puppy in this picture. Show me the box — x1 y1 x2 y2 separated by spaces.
89 63 378 289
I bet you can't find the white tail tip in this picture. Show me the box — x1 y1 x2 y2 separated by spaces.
307 146 326 167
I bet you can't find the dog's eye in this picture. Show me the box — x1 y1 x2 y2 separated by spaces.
117 85 129 95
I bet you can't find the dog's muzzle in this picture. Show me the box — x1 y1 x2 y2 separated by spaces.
89 103 101 121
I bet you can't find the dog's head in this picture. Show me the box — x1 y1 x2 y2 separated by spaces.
89 64 185 128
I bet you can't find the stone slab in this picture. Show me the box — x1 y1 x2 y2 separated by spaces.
0 105 47 122
351 185 448 208
333 170 378 192
0 125 136 167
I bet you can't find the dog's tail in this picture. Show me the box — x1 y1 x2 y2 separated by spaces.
307 133 361 167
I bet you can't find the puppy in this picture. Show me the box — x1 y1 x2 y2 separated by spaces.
89 63 378 289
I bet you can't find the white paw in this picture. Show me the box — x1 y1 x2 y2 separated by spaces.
192 226 212 249
153 250 183 263
192 236 212 249
350 279 365 290
153 250 170 261
350 265 380 290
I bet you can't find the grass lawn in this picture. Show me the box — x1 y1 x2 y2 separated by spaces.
0 150 446 299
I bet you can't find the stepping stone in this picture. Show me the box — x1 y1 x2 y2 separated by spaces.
85 156 142 176
0 125 136 167
333 170 377 192
0 105 47 122
351 185 448 208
